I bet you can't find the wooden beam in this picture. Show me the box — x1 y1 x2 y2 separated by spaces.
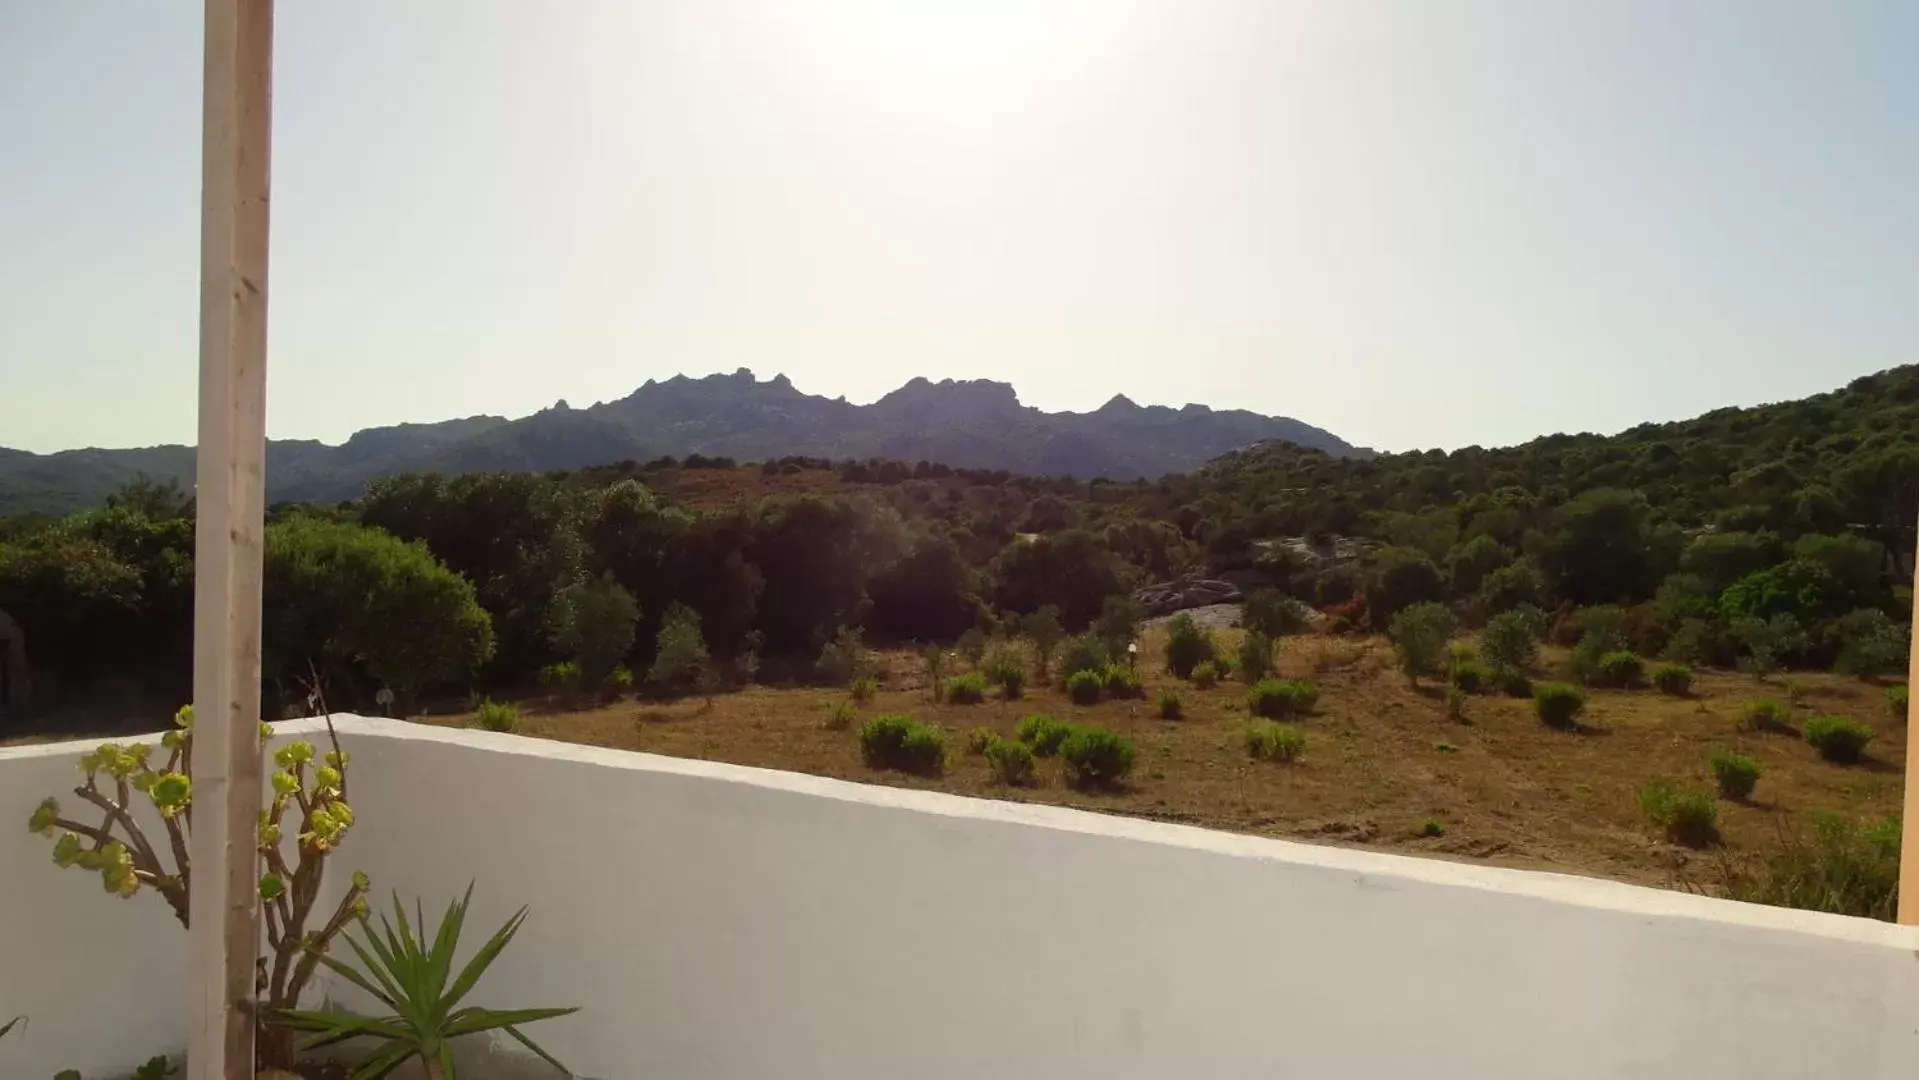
1901 509 1919 925
188 0 274 1076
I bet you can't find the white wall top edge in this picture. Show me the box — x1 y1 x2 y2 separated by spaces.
12 713 1916 951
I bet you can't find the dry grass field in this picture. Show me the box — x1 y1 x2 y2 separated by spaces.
432 624 1907 896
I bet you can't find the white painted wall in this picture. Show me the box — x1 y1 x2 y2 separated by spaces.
7 717 1919 1079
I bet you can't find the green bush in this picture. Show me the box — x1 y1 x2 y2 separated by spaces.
1567 605 1628 682
1445 686 1468 722
1887 685 1909 718
1244 720 1307 762
857 715 947 775
1719 811 1900 921
1653 664 1693 696
1247 678 1319 719
1163 613 1217 679
1709 751 1762 800
1803 715 1875 764
981 645 1026 689
603 665 634 697
998 668 1026 700
1533 683 1586 729
1834 608 1908 677
1739 699 1788 732
946 673 988 705
1236 631 1275 684
983 738 1037 786
816 626 872 686
966 726 997 755
473 698 520 733
849 676 879 703
1214 655 1237 679
1418 818 1447 838
1595 651 1645 688
1500 671 1534 699
646 602 709 693
1016 714 1076 757
539 661 582 697
1065 670 1103 705
1387 602 1456 685
1639 778 1718 846
1022 606 1065 679
1056 634 1110 681
1102 664 1143 700
1478 605 1544 674
1156 689 1183 720
1189 661 1219 689
1060 726 1136 789
823 699 858 731
1449 659 1493 694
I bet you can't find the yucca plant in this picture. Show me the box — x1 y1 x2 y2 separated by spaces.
280 884 576 1080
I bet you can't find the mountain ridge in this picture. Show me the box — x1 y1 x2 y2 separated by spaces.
0 371 1366 514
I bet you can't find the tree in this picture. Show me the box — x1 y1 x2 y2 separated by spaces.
1478 606 1544 674
1093 594 1145 656
1476 560 1547 617
1237 630 1275 683
1717 559 1840 625
1730 613 1807 678
989 529 1126 629
1679 531 1782 592
647 603 710 693
751 495 901 654
1444 535 1513 596
1163 613 1216 679
1242 588 1306 639
263 518 494 707
548 574 641 687
1021 605 1064 679
867 532 977 642
1832 608 1907 677
1364 547 1444 625
1535 488 1658 605
1388 602 1456 686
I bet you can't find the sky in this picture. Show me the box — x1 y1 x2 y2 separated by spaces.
1 1 1914 456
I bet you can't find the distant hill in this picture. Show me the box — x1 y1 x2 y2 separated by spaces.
0 371 1365 514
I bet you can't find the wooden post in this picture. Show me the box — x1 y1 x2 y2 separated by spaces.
1900 509 1919 925
189 0 274 1075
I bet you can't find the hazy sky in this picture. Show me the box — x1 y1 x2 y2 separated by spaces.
2 1 1914 455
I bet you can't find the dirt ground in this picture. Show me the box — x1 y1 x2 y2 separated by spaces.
428 628 1908 895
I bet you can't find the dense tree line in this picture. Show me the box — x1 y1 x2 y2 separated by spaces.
5 364 1918 720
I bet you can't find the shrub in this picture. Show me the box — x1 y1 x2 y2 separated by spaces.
1236 631 1275 684
1533 683 1586 729
1243 589 1308 639
1738 698 1789 733
1093 594 1145 654
647 603 709 693
1016 714 1075 757
1244 720 1307 762
946 673 988 705
1833 608 1909 677
1639 779 1718 846
1215 655 1237 679
849 676 878 703
1661 618 1722 666
603 665 634 698
1060 726 1136 789
1500 671 1534 699
1102 664 1143 700
997 668 1026 700
1163 613 1217 679
1247 678 1319 719
1057 634 1109 681
984 738 1037 786
823 699 858 731
1730 613 1807 678
1478 605 1545 674
980 645 1026 689
1803 715 1875 764
539 660 582 699
965 726 996 754
956 628 987 667
1449 659 1493 694
1568 605 1628 683
1887 685 1909 718
1718 811 1900 921
1418 818 1447 838
1653 664 1693 696
1595 651 1645 688
1189 661 1219 689
816 626 873 686
1387 602 1456 685
1156 689 1183 720
1709 751 1761 800
547 574 641 686
473 698 520 733
1022 605 1065 679
1065 670 1103 705
857 715 947 775
1444 686 1468 721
